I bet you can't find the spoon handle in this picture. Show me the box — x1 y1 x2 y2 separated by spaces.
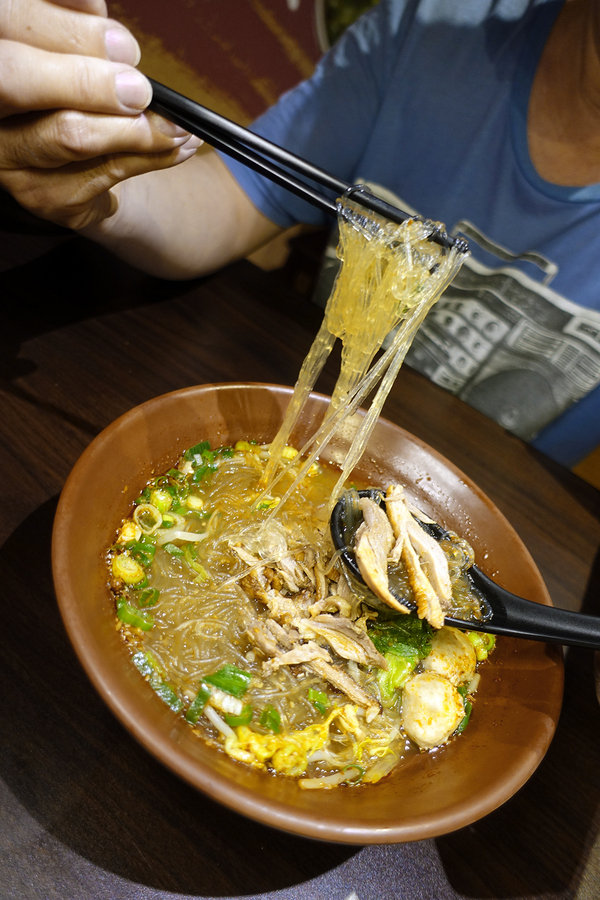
446 568 600 649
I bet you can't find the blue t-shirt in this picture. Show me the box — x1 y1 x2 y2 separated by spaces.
222 0 600 467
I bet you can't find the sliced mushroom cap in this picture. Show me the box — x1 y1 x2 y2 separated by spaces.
298 614 387 668
354 498 411 613
385 485 445 628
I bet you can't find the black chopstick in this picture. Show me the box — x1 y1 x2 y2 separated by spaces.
148 93 338 218
147 78 467 253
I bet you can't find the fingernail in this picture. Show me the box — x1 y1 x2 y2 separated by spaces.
174 143 200 163
184 135 203 149
105 26 141 65
155 117 190 139
115 70 151 111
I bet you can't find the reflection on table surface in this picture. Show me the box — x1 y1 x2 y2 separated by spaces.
1 231 599 900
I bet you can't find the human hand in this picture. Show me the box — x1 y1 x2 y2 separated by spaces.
0 0 201 230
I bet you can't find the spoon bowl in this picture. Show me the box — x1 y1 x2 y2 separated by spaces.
331 488 600 649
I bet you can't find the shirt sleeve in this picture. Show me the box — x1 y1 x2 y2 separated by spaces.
218 0 411 228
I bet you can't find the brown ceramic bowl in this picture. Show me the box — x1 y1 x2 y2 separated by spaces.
51 383 563 844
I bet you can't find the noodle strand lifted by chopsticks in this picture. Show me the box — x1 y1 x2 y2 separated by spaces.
260 202 467 508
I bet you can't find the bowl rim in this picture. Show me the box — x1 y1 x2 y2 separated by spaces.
51 381 564 844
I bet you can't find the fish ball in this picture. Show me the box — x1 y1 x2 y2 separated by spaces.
401 671 465 749
422 626 477 685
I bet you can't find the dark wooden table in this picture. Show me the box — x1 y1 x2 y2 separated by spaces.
1 230 599 900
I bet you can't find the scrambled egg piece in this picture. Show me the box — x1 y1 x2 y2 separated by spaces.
225 705 361 776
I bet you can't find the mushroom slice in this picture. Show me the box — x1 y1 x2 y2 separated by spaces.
309 658 381 722
262 641 331 674
354 498 411 613
385 485 445 629
245 622 281 658
405 517 452 606
298 614 387 668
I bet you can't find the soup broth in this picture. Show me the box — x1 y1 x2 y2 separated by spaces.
110 440 493 787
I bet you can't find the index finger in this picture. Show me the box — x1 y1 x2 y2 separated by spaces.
51 0 107 13
1 0 139 62
0 41 151 118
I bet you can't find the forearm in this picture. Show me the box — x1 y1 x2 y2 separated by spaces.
83 151 283 280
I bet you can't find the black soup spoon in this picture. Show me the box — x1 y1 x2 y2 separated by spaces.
330 489 600 649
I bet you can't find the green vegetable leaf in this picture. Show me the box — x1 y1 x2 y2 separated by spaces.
368 614 433 659
377 653 417 702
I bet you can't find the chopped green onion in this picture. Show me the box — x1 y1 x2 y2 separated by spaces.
224 704 253 727
130 650 181 711
456 698 473 733
343 764 365 784
160 516 176 529
163 543 184 558
467 631 496 661
134 486 152 505
183 545 209 582
204 664 252 698
456 684 473 733
185 685 211 724
184 440 211 461
132 650 155 678
125 538 156 567
151 680 183 712
256 499 278 511
259 705 281 733
308 688 329 715
116 597 154 630
112 553 146 585
137 587 159 607
191 464 216 484
149 488 173 513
